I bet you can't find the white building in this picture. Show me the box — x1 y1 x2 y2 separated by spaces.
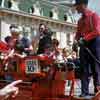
0 0 76 49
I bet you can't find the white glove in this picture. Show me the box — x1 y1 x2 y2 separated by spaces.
0 80 22 98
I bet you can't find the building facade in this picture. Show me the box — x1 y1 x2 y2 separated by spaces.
0 0 76 48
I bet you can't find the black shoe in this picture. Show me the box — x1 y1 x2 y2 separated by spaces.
88 93 95 96
79 94 86 97
79 94 93 99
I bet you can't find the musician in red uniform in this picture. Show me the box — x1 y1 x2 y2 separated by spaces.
74 0 100 97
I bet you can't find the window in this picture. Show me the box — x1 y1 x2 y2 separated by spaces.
64 14 67 21
8 0 12 8
51 7 59 20
0 0 2 6
49 11 53 18
30 1 41 16
29 6 34 14
9 0 19 11
1 0 5 7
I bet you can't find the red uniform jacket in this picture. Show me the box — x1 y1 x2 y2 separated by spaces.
75 9 100 41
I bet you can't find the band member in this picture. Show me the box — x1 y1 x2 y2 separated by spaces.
74 0 100 97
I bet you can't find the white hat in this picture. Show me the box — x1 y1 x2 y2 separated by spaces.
10 24 21 34
10 27 21 34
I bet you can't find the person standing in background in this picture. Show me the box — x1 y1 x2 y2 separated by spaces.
37 23 52 54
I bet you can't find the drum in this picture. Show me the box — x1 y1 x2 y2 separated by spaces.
0 54 54 81
22 56 40 74
19 55 54 81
